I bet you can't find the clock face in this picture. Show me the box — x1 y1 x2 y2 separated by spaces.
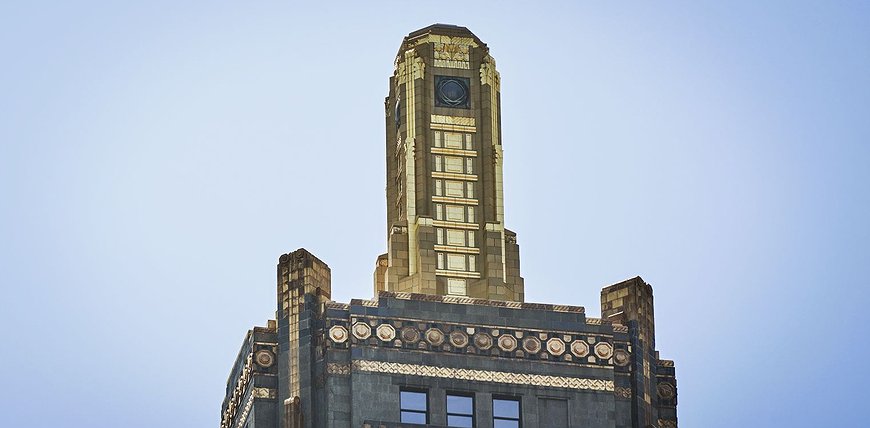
435 76 470 108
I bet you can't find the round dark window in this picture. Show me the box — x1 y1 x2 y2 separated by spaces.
436 77 469 108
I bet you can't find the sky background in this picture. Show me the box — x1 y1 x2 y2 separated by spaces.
1 1 868 427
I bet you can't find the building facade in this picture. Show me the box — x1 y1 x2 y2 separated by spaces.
220 24 678 428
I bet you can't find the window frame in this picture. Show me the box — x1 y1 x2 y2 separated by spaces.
446 392 475 427
492 396 522 428
400 388 429 425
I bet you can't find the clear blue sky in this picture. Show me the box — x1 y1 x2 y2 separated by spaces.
1 1 868 426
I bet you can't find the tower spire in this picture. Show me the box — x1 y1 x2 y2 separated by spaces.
375 25 524 301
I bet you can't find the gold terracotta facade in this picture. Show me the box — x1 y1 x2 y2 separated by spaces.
380 25 524 302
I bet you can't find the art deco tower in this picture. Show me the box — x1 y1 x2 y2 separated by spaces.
221 25 678 428
375 24 524 301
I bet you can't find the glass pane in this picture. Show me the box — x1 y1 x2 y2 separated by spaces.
401 391 427 411
401 411 427 424
493 419 520 428
447 395 473 414
493 399 520 418
434 131 442 147
447 414 474 427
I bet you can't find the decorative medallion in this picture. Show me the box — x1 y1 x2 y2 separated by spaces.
435 76 470 108
351 322 371 340
376 324 396 341
594 342 614 359
522 336 541 354
401 326 420 343
546 338 566 356
425 328 445 346
571 340 590 358
473 332 493 350
497 334 517 352
613 349 630 367
449 330 469 348
657 383 675 400
254 350 274 368
329 325 348 344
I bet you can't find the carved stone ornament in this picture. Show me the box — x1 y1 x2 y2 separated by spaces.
546 338 566 356
473 332 493 350
497 334 517 352
352 322 372 340
376 324 396 341
254 350 275 368
425 328 445 346
449 330 469 348
571 340 590 358
329 325 348 344
251 387 277 399
613 349 630 367
522 336 541 354
401 326 420 343
594 342 614 359
657 383 675 400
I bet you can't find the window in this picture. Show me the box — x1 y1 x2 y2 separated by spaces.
445 180 465 197
493 398 521 428
444 132 464 149
447 253 466 271
447 278 467 296
447 393 474 427
446 205 465 222
445 156 464 173
400 389 428 424
447 229 466 246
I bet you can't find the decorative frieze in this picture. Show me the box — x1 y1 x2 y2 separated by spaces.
377 291 585 314
327 362 351 376
351 360 614 392
614 387 633 399
327 314 625 367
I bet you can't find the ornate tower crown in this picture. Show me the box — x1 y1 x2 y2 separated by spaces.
374 24 524 301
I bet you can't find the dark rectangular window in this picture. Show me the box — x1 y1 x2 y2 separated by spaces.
493 397 521 428
400 389 428 424
446 393 474 427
